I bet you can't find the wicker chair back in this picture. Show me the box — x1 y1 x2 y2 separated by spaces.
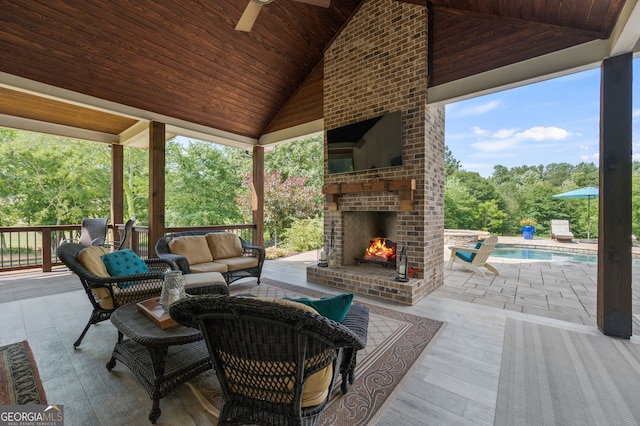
170 295 367 425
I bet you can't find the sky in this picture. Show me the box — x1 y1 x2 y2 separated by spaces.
444 57 640 177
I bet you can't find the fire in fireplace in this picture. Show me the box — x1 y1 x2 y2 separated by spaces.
356 237 397 268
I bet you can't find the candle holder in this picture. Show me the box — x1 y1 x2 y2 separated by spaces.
317 247 328 267
159 270 187 312
396 245 409 282
327 220 337 269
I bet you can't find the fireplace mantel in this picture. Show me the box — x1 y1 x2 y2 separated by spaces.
322 179 416 211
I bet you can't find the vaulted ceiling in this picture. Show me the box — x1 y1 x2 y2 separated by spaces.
0 0 638 150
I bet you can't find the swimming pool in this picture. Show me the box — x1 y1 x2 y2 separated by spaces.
491 246 640 266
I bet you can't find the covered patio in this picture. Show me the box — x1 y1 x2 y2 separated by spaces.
1 0 639 336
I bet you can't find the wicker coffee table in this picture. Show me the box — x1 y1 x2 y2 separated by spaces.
107 301 212 424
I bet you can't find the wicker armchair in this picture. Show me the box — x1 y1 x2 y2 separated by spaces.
79 217 109 246
170 295 368 426
58 242 228 348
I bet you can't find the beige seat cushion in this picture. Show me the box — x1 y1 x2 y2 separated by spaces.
189 261 228 274
77 246 114 309
168 235 214 265
183 272 227 286
206 232 243 260
215 257 258 272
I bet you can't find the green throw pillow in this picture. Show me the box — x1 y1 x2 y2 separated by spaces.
101 249 149 289
285 293 354 323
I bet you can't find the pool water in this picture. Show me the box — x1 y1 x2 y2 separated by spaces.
492 248 598 263
491 247 640 266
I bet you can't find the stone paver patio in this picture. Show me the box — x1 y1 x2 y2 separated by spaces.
441 236 640 334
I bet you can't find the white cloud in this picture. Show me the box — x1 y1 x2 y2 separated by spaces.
458 100 501 116
471 138 519 152
580 153 599 162
471 126 490 136
493 129 517 139
516 126 571 141
469 125 572 154
633 108 640 118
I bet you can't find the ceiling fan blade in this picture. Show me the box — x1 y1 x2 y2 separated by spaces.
235 1 263 32
292 0 331 7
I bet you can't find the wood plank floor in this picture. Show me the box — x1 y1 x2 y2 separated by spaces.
1 251 639 425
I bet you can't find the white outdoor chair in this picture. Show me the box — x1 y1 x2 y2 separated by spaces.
447 234 500 277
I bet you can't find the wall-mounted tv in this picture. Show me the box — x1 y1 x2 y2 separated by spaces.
327 111 403 174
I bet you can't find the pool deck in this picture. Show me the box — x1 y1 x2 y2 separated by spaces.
441 235 640 335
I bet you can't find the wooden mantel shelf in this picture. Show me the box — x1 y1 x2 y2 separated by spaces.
322 179 416 211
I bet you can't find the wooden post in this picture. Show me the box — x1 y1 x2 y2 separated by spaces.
597 53 633 338
148 122 166 258
42 227 52 272
252 146 265 247
111 144 124 243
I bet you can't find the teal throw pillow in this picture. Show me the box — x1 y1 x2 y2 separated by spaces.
285 293 354 323
101 249 149 289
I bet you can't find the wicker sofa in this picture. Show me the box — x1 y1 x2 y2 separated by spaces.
155 230 265 285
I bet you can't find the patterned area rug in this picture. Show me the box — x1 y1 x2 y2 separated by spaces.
188 278 445 425
0 340 47 405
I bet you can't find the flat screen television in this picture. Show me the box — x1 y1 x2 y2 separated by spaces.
327 111 403 174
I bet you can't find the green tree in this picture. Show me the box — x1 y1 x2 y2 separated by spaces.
478 200 506 232
444 178 479 229
542 162 574 187
239 171 320 246
569 162 599 187
123 147 149 224
265 136 324 189
0 132 111 225
444 145 460 176
165 139 248 226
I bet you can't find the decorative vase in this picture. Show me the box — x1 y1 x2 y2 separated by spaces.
522 225 535 240
159 270 187 312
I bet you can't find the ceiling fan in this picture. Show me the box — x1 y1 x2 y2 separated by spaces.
235 0 331 32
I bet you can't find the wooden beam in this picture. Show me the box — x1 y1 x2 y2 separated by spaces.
252 146 265 247
597 53 633 338
110 144 124 243
321 179 415 210
148 121 166 258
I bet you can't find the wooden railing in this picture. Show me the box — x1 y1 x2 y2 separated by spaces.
0 224 256 273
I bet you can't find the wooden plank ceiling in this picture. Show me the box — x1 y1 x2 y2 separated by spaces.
0 0 627 146
427 0 626 86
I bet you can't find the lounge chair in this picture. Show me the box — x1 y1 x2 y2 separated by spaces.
550 219 574 242
447 234 499 277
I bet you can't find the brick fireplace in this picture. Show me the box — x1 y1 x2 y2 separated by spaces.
306 0 445 306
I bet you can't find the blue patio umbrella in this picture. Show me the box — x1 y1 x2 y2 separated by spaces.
552 186 599 240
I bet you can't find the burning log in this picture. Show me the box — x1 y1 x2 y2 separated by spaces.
364 237 396 262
